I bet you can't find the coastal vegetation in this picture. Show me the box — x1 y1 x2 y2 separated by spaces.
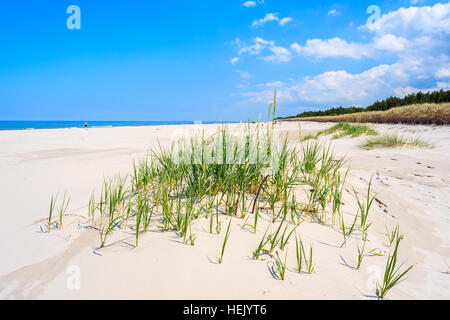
277 89 450 124
376 231 414 299
42 90 414 299
361 134 434 149
317 122 378 138
283 102 450 125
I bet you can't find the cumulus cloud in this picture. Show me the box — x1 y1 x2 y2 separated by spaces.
236 37 274 56
436 67 450 79
279 17 293 26
365 3 450 35
292 3 449 59
394 81 450 97
234 37 291 63
243 53 449 105
251 13 293 27
237 3 450 106
242 0 264 7
252 13 278 27
291 37 371 59
230 57 239 66
242 1 256 8
242 64 397 104
263 46 292 63
373 34 409 52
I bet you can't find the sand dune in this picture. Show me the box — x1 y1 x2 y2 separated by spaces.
0 122 449 299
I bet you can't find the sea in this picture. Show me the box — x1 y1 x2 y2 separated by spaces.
0 121 238 131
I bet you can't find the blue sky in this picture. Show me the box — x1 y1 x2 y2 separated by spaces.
0 0 449 121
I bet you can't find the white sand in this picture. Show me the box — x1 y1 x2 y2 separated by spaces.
0 122 449 299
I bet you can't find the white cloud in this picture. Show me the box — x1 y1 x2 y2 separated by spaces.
364 2 450 36
252 13 279 27
394 81 450 97
290 42 302 54
234 37 291 63
236 3 450 105
435 67 450 79
437 81 450 89
328 9 338 16
291 37 371 59
291 3 449 59
251 13 293 27
242 0 264 7
373 34 408 52
279 17 293 26
242 1 256 8
237 37 274 56
230 57 239 66
263 46 292 63
242 53 449 105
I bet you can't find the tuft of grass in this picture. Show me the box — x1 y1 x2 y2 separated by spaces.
318 122 378 139
253 225 271 260
331 169 348 225
353 175 375 240
361 133 434 149
355 239 366 270
57 190 70 229
376 231 414 299
301 134 318 141
46 194 57 233
268 218 285 254
100 215 123 248
135 192 150 247
279 224 296 250
386 224 403 247
295 233 304 273
274 251 287 280
304 243 315 274
88 191 97 227
218 218 232 264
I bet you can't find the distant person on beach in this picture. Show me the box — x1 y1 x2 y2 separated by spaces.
85 122 88 129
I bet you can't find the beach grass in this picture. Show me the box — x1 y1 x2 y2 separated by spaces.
295 234 305 273
274 251 288 280
353 175 375 240
46 194 57 233
361 133 434 149
355 239 366 270
219 218 232 264
386 224 403 247
57 190 70 229
376 231 414 299
318 122 378 139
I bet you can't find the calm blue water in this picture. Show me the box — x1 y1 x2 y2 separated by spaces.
0 121 237 131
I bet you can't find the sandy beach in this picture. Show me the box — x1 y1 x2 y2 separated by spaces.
0 121 449 299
